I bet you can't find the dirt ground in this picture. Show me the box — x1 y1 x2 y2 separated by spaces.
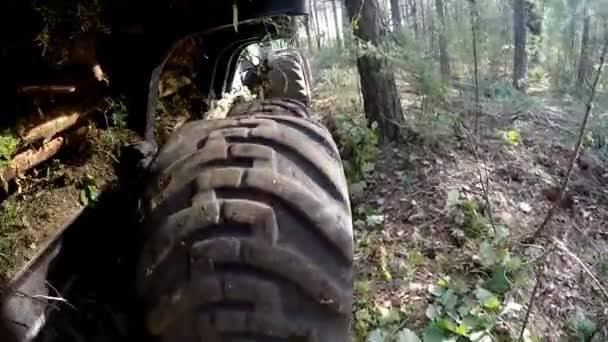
312 65 608 341
0 121 139 284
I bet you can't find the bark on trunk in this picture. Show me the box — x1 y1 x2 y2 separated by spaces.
410 0 420 47
512 0 528 93
344 0 404 143
331 0 343 48
435 0 450 82
390 0 402 30
567 0 579 74
304 13 314 52
576 4 592 91
322 3 331 46
311 0 322 50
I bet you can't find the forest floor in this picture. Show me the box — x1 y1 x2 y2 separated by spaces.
312 65 608 341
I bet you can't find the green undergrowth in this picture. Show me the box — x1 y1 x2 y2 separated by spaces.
352 188 541 342
0 130 18 167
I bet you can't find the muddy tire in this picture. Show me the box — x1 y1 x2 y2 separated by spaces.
137 99 353 341
266 49 313 105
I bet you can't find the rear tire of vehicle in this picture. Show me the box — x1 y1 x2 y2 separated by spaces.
137 99 353 342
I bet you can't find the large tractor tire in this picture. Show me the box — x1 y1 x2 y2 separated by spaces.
241 49 313 105
136 99 353 341
265 49 313 104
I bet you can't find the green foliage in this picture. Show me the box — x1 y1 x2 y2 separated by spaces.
0 202 18 229
313 44 355 71
498 128 522 147
354 204 384 231
78 175 99 206
108 97 129 129
389 31 448 106
564 309 598 342
483 80 539 113
0 131 18 167
335 114 378 184
447 191 490 239
588 113 608 158
422 276 507 342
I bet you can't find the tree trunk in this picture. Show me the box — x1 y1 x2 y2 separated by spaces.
567 0 579 74
576 3 592 91
420 0 427 50
311 0 322 50
304 13 314 52
390 0 402 30
322 3 331 46
331 0 343 48
512 0 528 92
342 2 352 46
344 0 404 143
410 0 420 47
435 0 450 82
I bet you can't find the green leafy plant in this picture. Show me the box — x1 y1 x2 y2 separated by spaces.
0 131 18 167
335 115 378 184
109 97 129 129
354 204 384 231
78 175 100 206
420 276 517 342
0 202 18 228
564 309 599 342
447 191 490 239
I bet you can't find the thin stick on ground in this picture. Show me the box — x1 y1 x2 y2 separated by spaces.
529 36 608 242
553 237 608 300
519 265 543 340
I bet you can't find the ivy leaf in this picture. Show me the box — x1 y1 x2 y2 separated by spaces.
435 317 457 333
484 266 511 294
366 328 388 342
428 284 446 297
493 224 510 244
446 189 461 208
377 305 401 326
397 328 422 342
426 304 440 320
356 308 372 323
474 288 501 310
423 322 456 342
366 214 385 228
440 289 459 311
478 241 497 267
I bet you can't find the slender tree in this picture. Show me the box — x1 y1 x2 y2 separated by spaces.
344 0 405 142
322 2 332 46
435 0 450 82
410 0 420 47
390 0 403 30
577 2 592 91
420 0 427 49
330 0 343 48
513 0 528 92
310 0 322 50
304 12 314 52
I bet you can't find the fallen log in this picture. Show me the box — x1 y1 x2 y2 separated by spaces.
16 85 77 95
0 125 90 185
17 100 109 146
1 137 64 184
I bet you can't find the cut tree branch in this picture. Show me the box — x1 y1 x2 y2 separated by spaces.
554 237 608 300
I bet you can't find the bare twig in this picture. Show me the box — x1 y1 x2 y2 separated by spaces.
528 36 608 242
554 237 608 300
468 0 481 136
519 265 543 340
